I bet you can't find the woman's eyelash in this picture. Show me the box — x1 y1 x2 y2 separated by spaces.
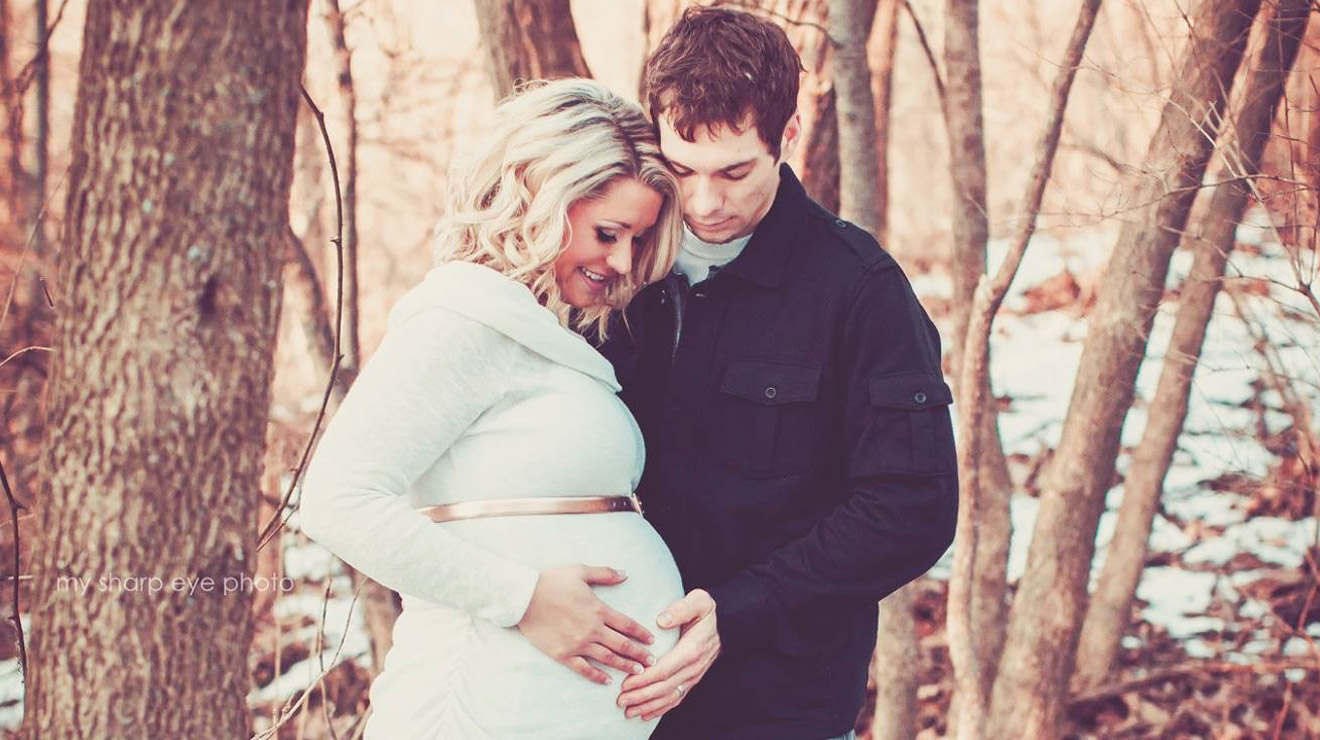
596 228 618 243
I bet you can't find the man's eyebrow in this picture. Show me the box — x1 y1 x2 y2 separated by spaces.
668 158 757 173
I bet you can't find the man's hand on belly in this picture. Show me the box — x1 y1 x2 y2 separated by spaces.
616 589 721 721
516 565 657 684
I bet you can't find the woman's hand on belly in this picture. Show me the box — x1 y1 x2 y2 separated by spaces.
517 564 658 685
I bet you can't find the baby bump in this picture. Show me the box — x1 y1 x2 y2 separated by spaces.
378 513 686 738
443 511 686 636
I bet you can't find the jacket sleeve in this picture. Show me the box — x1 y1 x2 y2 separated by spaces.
298 306 541 628
708 266 959 656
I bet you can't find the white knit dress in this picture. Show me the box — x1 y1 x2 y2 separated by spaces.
299 261 684 739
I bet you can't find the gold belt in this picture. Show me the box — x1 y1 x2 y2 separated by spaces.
417 495 643 524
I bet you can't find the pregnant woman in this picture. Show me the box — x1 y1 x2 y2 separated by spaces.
299 79 689 739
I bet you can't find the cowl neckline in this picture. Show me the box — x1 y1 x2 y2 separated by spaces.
388 260 621 392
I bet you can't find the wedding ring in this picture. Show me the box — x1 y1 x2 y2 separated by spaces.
675 683 686 697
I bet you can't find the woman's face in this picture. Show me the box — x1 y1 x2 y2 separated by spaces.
554 177 663 309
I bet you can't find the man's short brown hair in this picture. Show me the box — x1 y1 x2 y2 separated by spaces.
643 6 804 158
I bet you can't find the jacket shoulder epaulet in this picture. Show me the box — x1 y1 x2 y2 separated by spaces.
804 202 896 273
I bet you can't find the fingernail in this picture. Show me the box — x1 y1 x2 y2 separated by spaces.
616 569 627 578
626 710 636 719
657 613 672 628
604 677 612 685
646 654 656 666
632 664 643 674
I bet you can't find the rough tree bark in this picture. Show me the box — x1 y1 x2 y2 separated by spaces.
986 2 1261 737
1072 0 1310 693
946 4 1103 737
22 1 308 737
473 0 592 100
941 0 1015 692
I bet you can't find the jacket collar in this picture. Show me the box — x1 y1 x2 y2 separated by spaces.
718 164 807 289
391 261 621 391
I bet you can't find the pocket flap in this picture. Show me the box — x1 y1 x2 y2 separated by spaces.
720 360 821 405
869 372 953 410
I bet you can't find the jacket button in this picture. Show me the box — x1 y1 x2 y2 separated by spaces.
764 387 778 400
914 392 928 403
834 218 846 228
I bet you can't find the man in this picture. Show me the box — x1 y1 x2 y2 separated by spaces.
606 7 958 740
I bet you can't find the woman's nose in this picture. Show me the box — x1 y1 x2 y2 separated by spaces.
606 240 633 275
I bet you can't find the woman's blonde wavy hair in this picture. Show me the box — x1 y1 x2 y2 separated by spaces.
432 78 682 337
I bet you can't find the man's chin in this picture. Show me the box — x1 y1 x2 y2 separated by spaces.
688 223 742 244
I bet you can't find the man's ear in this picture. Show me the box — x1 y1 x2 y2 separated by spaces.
778 112 802 162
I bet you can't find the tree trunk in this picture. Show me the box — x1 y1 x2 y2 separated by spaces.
0 0 19 228
866 3 917 739
868 0 899 244
871 582 919 740
986 2 1260 737
326 0 361 385
642 0 683 60
943 0 988 381
32 0 47 253
802 86 841 213
288 227 341 402
947 4 1104 737
22 1 308 737
941 0 1015 696
826 0 919 735
831 0 881 236
473 0 592 100
1071 0 1309 692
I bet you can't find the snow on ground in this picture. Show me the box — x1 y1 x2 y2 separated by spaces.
0 618 28 731
929 215 1318 661
245 519 374 711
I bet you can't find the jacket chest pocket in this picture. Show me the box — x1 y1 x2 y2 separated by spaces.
853 372 956 476
714 360 821 477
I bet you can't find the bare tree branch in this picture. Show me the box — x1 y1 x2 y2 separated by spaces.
257 84 346 552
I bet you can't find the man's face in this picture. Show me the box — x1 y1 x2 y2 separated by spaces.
658 112 799 244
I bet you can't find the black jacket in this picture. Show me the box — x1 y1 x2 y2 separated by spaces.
599 166 958 739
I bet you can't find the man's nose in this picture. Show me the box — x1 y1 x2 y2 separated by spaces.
606 239 633 276
687 177 720 218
